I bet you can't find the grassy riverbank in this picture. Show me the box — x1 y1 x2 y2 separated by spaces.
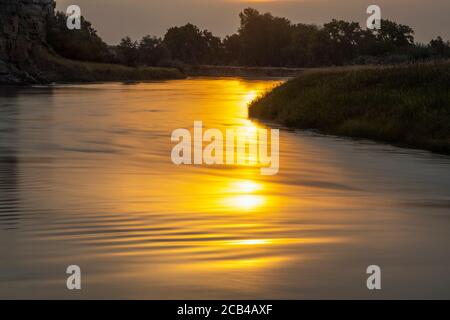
186 65 306 77
249 61 450 154
36 49 185 84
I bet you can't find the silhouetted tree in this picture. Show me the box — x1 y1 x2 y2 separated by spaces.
283 24 320 67
429 36 450 57
323 20 363 64
371 19 415 53
47 11 112 63
117 37 139 66
138 35 170 66
47 7 450 69
202 30 224 64
223 34 242 65
236 8 293 66
164 24 210 64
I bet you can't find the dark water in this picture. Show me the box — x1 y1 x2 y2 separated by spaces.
1 79 450 299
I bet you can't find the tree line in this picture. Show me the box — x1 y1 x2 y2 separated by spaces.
47 8 450 68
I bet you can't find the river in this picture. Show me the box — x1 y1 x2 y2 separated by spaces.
1 78 450 299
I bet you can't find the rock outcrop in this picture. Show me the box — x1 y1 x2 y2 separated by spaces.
0 0 55 84
0 1 184 85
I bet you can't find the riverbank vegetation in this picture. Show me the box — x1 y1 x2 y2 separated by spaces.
43 12 183 82
249 61 450 154
48 8 450 70
37 47 184 83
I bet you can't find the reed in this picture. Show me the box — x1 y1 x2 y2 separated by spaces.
249 61 450 154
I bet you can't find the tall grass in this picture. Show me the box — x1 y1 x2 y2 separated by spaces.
38 48 185 83
249 61 450 153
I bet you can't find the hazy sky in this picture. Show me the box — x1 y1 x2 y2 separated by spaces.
56 0 450 44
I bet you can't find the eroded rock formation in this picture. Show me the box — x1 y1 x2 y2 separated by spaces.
0 0 55 84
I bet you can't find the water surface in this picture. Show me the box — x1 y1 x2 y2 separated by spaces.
1 78 450 299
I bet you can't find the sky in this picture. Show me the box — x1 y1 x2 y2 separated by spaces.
56 0 450 44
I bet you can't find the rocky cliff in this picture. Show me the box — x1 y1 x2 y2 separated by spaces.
0 0 55 84
0 1 184 85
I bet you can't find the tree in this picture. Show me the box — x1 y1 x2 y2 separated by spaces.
323 20 363 64
373 20 414 50
202 30 224 64
138 36 170 66
47 11 112 63
283 24 321 67
117 37 139 66
163 24 208 64
48 7 445 68
429 36 450 57
237 8 293 66
223 34 242 65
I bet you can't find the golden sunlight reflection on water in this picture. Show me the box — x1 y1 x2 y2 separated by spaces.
1 78 450 299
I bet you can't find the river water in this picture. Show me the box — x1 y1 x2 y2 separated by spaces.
1 78 450 299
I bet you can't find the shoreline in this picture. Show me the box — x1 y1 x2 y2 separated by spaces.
185 65 306 78
0 48 185 86
1 62 389 87
249 60 450 155
0 59 310 86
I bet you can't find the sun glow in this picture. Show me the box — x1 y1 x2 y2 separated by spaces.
224 177 266 210
230 239 270 246
225 194 265 210
232 180 262 193
242 90 258 107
